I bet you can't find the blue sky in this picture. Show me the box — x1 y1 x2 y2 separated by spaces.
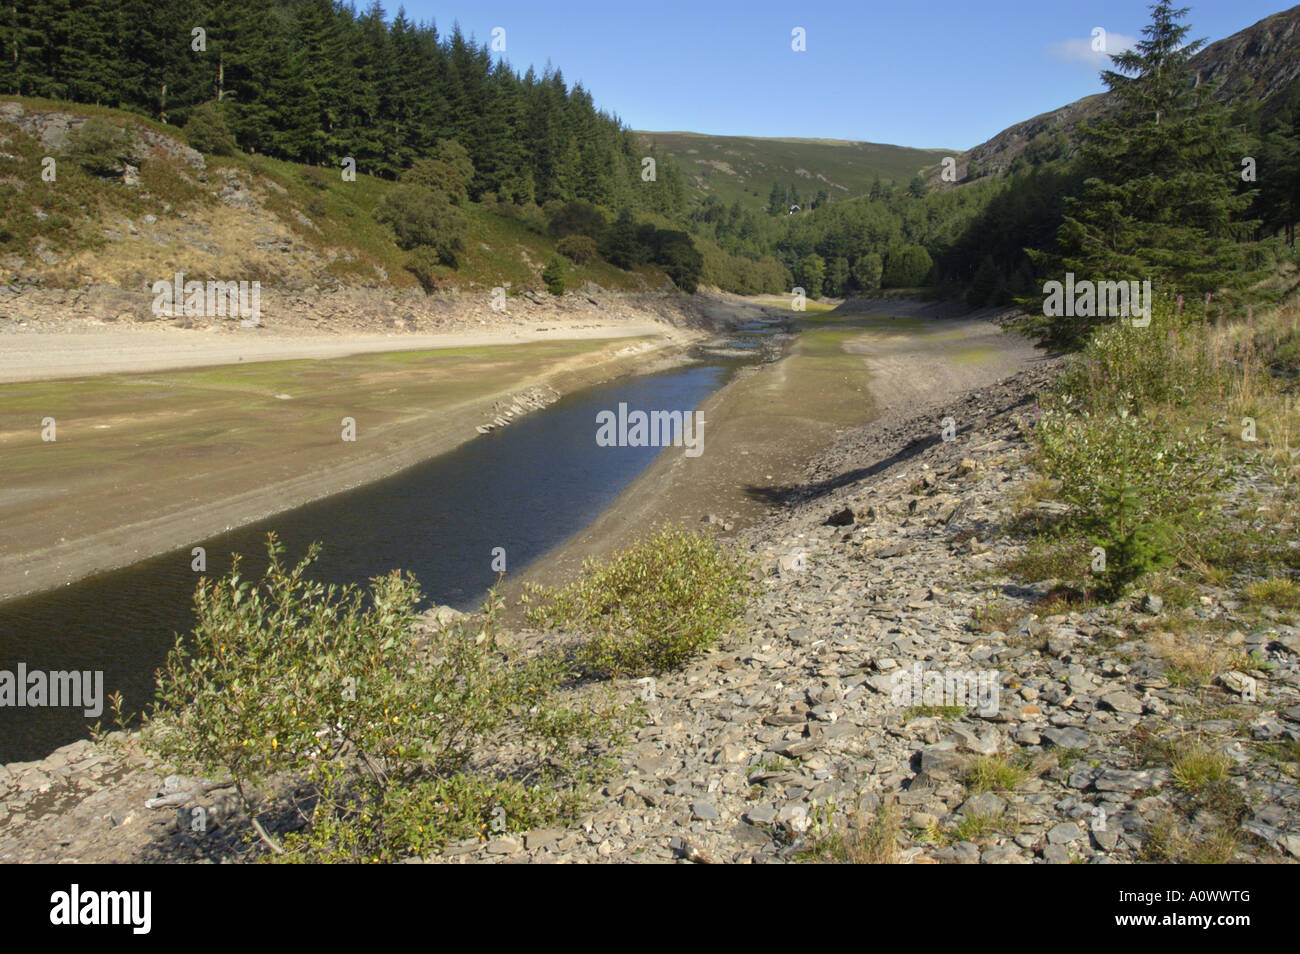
394 0 1291 149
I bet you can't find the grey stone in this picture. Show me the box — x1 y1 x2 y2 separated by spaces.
959 792 1007 817
1047 821 1082 845
919 743 967 777
1094 768 1168 793
744 804 777 826
933 840 980 864
691 799 719 821
981 845 1029 864
1100 692 1143 715
1040 726 1090 749
1091 827 1120 851
1042 844 1072 864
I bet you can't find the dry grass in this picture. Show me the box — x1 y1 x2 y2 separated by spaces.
1244 577 1300 611
800 804 902 864
1147 631 1231 688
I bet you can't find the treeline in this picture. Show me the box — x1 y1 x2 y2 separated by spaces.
684 179 1001 298
0 0 688 218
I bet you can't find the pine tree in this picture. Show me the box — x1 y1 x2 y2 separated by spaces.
768 183 784 216
1256 88 1300 247
1050 1 1257 320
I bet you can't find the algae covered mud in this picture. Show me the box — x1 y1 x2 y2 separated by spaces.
0 321 784 763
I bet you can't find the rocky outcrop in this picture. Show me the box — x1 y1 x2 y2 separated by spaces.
0 101 205 174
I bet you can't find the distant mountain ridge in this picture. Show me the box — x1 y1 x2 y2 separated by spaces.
633 130 952 210
951 4 1300 182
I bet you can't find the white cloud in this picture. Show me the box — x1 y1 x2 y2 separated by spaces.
1048 31 1138 68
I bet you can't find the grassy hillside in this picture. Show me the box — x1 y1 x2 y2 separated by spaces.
635 130 952 211
0 97 670 296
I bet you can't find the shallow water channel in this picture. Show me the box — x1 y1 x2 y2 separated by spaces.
0 323 783 762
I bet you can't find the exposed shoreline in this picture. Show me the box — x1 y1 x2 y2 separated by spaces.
1 293 781 602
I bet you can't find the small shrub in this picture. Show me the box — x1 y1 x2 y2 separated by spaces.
799 804 901 864
1244 577 1300 611
1148 632 1228 688
1141 812 1239 864
903 705 965 722
1034 404 1226 598
184 102 238 156
1171 741 1232 792
547 199 606 240
951 812 1006 842
964 755 1027 794
373 184 466 264
402 140 474 205
406 245 445 292
66 117 137 177
524 525 754 677
556 233 597 264
298 165 330 190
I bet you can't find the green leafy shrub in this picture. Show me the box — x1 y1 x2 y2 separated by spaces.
651 229 704 293
882 243 933 288
184 102 238 156
851 252 883 292
547 199 606 239
66 117 138 177
373 184 466 264
1034 403 1228 598
556 233 597 264
145 535 617 861
298 165 330 190
401 140 474 205
1056 298 1223 414
524 525 754 676
406 245 445 292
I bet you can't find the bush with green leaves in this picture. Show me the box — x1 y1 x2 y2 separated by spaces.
66 117 138 178
524 525 754 676
1055 297 1224 414
851 252 883 293
373 184 466 265
144 535 618 861
1033 403 1229 597
556 233 597 264
401 139 475 205
882 243 933 288
547 199 607 240
183 102 238 156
